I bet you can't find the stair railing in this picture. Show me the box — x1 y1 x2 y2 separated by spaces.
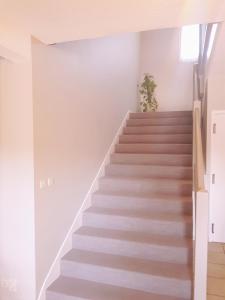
193 22 218 300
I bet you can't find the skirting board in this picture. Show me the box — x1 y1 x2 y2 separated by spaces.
37 110 131 300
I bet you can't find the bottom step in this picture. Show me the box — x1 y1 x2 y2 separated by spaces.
60 249 192 299
47 276 187 300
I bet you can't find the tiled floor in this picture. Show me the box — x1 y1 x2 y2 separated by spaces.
208 242 225 299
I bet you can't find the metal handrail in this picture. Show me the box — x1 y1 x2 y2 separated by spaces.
195 23 218 104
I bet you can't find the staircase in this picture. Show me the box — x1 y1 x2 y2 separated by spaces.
47 111 193 300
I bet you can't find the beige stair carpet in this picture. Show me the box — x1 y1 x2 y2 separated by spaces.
47 111 193 300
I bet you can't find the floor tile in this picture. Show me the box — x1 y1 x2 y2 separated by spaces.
208 277 225 297
207 295 225 300
209 243 224 253
208 263 225 278
208 252 225 265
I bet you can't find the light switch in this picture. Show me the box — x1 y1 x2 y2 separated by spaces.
40 180 46 189
47 178 54 187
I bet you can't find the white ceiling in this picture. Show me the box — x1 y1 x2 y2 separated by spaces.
0 0 225 44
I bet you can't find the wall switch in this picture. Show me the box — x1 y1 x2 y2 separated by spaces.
47 178 54 187
40 180 46 189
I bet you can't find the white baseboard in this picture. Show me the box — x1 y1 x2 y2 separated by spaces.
37 110 130 300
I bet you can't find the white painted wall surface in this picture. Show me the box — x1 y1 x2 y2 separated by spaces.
207 23 225 172
0 24 31 61
32 33 140 295
207 22 225 241
0 58 35 300
210 111 225 243
208 23 225 119
139 28 193 111
0 0 224 44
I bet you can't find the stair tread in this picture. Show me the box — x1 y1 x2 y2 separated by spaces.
125 123 192 126
93 190 192 202
85 206 192 222
75 226 193 248
113 152 192 155
107 163 192 169
111 153 192 166
124 125 192 135
62 249 192 280
105 164 192 180
112 153 192 157
127 122 192 127
120 134 193 139
119 134 192 144
130 111 192 119
47 276 186 300
117 143 192 145
116 144 192 155
124 125 192 129
101 175 192 183
127 116 192 121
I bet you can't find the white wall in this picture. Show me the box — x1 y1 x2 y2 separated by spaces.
0 58 35 300
206 22 225 240
206 22 225 173
1 0 224 44
139 28 193 111
0 24 31 61
208 23 225 120
32 33 140 294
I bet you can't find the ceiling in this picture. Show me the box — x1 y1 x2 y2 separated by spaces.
0 0 225 45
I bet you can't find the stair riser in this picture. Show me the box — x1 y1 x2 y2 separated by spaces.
99 178 192 196
124 126 192 135
111 154 192 166
73 235 192 264
119 134 193 144
83 213 192 237
130 112 192 119
61 260 192 299
46 291 83 300
127 118 192 126
115 144 192 154
92 194 192 215
105 165 192 180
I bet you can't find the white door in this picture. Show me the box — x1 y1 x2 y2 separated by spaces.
210 111 225 243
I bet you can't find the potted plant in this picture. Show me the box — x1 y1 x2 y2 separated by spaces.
139 74 158 112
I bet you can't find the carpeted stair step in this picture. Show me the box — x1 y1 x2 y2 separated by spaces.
98 176 192 196
130 111 192 119
60 249 192 299
83 207 192 237
91 192 192 214
124 125 192 135
115 143 192 154
111 153 192 166
73 226 193 264
119 133 192 144
127 117 192 126
105 164 192 179
46 276 188 300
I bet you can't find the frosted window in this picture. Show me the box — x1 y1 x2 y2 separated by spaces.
180 25 199 61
